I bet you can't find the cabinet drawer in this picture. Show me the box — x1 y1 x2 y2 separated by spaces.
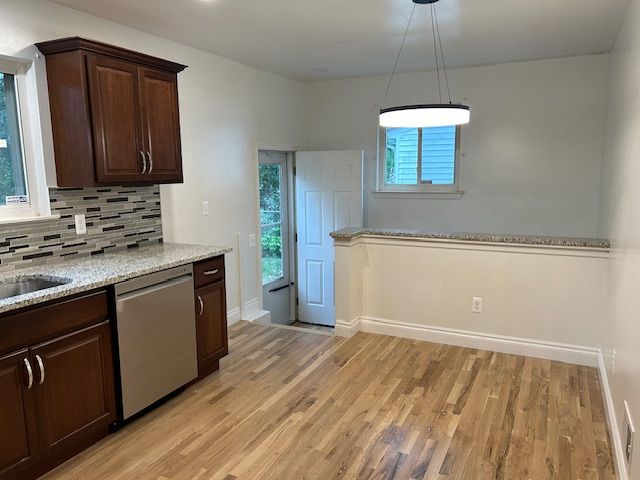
194 256 225 288
0 291 109 356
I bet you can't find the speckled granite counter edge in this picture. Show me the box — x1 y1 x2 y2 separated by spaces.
0 243 232 315
330 228 610 250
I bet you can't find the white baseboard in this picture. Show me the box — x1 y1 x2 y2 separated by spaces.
344 315 599 367
227 307 241 326
598 351 627 479
336 317 361 337
240 297 271 322
244 309 271 322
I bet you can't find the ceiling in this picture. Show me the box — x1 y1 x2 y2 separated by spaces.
50 0 630 81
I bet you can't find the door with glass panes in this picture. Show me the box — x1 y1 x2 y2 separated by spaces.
259 151 292 325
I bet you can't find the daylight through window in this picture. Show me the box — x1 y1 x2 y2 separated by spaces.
0 71 28 206
384 125 459 191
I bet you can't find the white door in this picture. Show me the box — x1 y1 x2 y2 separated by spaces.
295 150 363 326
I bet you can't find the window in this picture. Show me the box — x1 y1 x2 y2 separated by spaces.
379 125 461 193
0 53 50 222
0 72 28 206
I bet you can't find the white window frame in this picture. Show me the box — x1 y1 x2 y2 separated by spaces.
0 53 51 223
376 125 463 196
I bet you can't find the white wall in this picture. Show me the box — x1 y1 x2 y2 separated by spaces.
335 236 608 365
0 0 306 316
598 0 640 476
305 56 609 237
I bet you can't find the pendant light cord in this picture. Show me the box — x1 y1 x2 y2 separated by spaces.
430 4 442 104
381 2 417 109
434 5 452 104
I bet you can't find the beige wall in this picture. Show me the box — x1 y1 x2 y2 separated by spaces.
0 0 306 317
598 0 640 476
335 237 608 365
305 55 609 237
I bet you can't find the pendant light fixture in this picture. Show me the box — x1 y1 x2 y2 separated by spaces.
379 0 470 128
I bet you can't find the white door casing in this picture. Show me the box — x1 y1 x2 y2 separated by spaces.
295 150 363 326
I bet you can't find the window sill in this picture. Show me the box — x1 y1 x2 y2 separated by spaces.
0 213 60 226
372 190 464 200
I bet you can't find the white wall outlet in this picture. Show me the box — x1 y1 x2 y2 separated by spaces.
248 234 256 248
202 201 209 216
74 214 87 235
624 400 635 471
472 297 483 313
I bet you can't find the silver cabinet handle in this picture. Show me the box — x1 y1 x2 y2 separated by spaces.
140 150 147 175
24 358 33 390
147 151 153 174
197 295 204 316
35 355 45 385
204 269 219 276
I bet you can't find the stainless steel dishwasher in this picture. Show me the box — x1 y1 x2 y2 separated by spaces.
115 265 197 419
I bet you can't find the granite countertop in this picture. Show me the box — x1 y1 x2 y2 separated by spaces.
330 227 610 250
0 242 232 314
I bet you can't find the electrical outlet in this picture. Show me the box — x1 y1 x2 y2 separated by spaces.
625 401 635 471
74 214 87 235
202 201 209 216
248 234 256 248
472 297 483 313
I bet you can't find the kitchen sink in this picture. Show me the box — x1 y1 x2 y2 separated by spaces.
0 277 71 300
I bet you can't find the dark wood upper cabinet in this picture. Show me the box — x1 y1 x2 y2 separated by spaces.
87 54 145 184
36 37 186 187
139 68 183 183
0 350 40 480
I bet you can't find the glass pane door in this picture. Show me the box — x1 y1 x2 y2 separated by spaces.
259 151 291 325
260 162 283 284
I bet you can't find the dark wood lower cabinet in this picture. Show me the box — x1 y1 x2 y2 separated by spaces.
32 322 116 458
0 350 40 479
0 258 229 478
195 280 228 379
0 292 116 480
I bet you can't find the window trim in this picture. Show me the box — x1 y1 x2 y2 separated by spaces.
376 125 463 194
0 52 51 222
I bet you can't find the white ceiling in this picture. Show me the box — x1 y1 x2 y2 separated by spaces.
50 0 630 81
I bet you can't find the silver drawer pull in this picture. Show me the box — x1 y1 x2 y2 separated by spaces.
36 355 45 385
24 358 33 390
147 151 153 174
204 269 219 276
140 151 147 175
197 295 204 316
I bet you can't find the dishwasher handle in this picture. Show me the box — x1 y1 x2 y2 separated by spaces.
116 274 193 302
115 265 193 297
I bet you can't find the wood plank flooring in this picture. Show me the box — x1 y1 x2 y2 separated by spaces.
42 321 616 480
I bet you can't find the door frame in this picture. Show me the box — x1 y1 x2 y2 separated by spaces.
254 142 299 322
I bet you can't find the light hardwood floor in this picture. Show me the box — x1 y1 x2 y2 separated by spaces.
42 321 616 479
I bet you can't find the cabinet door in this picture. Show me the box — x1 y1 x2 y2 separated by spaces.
195 281 228 372
31 322 116 457
87 54 146 184
0 350 40 479
138 67 183 183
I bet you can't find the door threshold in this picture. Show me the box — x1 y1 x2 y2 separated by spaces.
254 319 335 336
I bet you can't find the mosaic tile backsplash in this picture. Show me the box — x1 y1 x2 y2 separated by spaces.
0 185 163 272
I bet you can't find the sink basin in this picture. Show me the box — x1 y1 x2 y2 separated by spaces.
0 277 70 300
